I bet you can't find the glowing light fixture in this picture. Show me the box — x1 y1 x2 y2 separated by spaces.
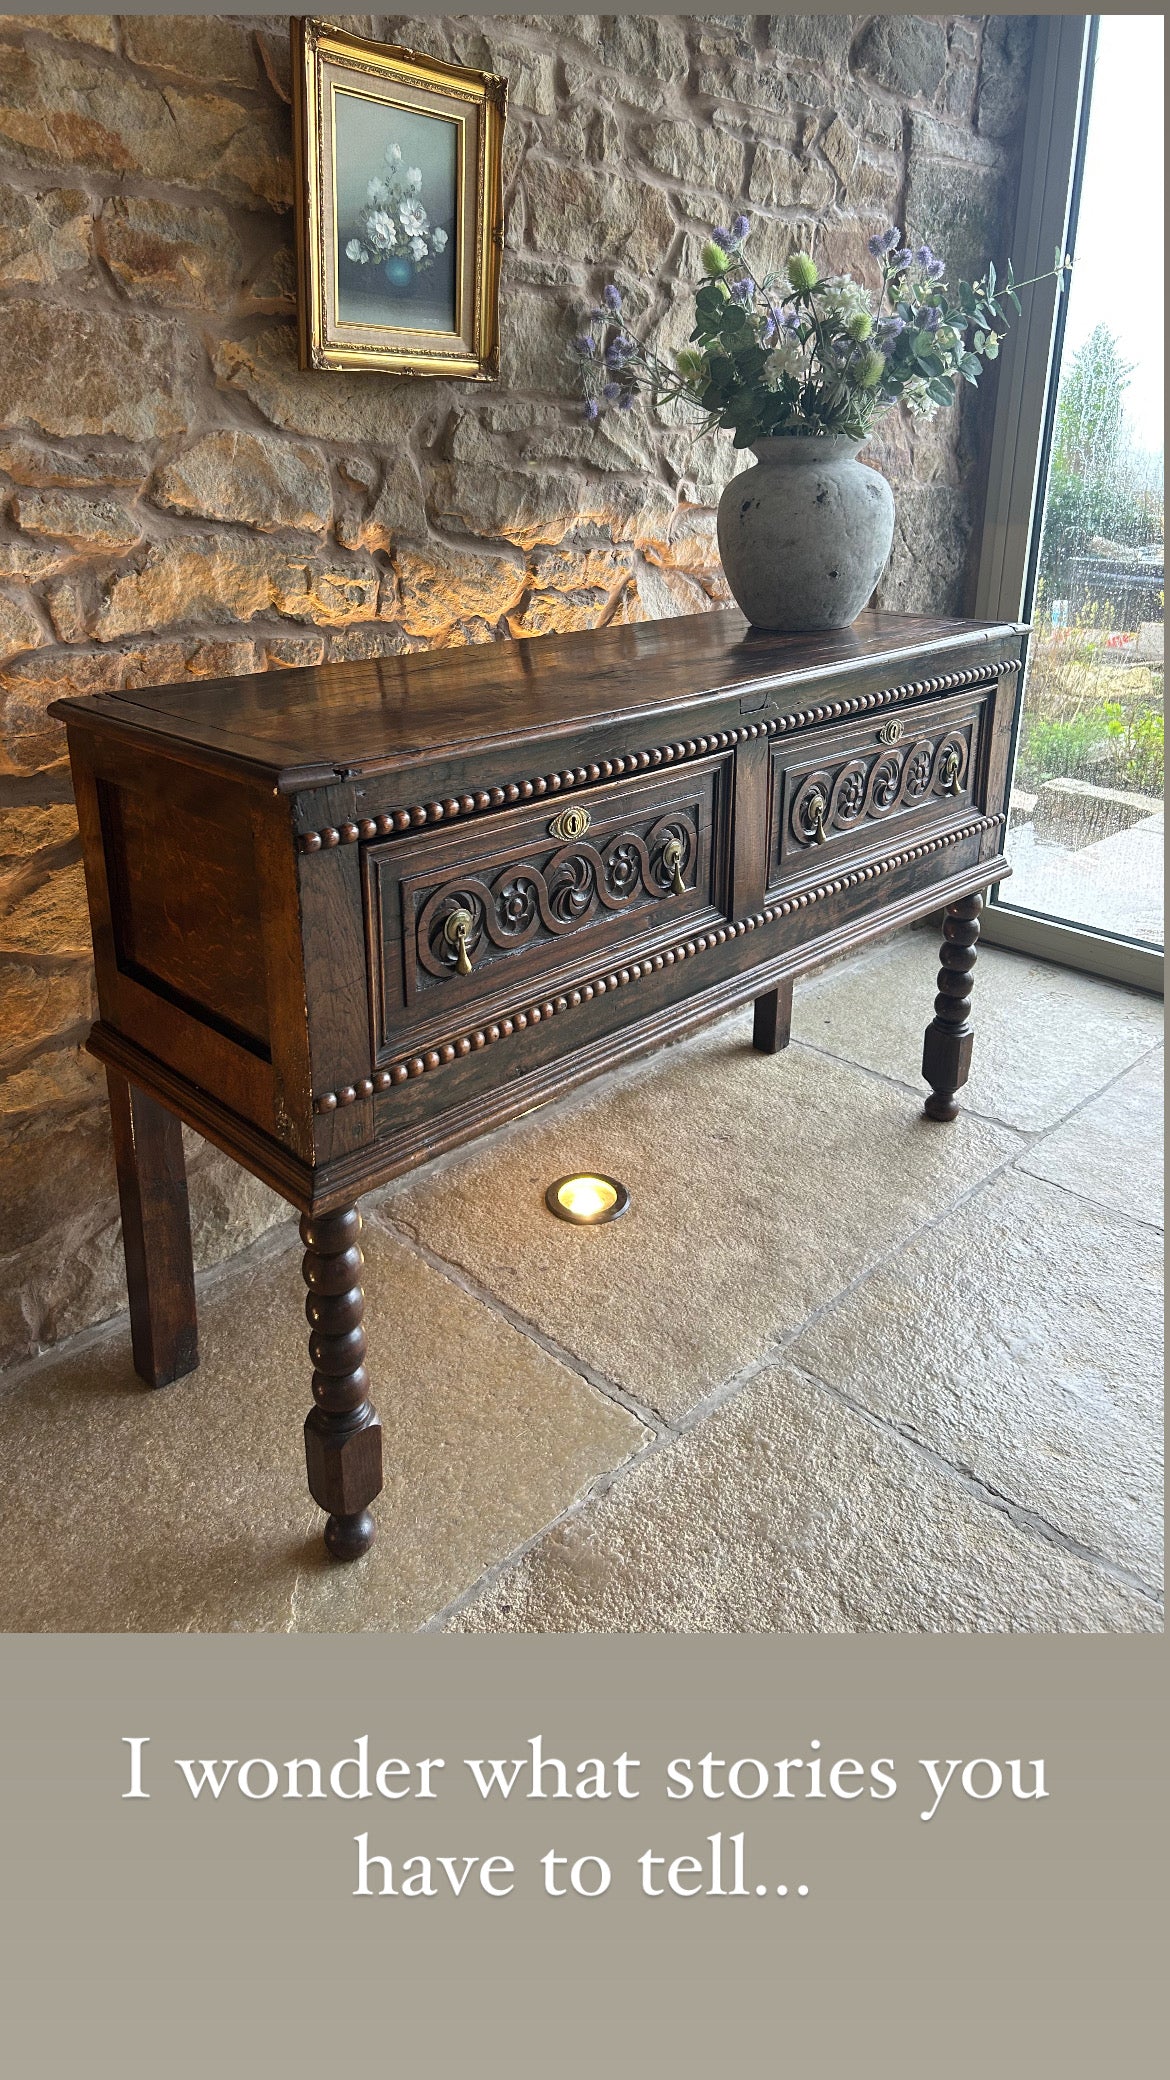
545 1173 630 1226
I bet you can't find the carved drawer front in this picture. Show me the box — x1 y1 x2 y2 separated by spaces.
768 686 991 892
365 758 730 1057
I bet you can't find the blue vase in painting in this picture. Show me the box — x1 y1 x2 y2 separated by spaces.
384 253 415 294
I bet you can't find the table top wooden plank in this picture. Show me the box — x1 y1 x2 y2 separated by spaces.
50 607 1025 786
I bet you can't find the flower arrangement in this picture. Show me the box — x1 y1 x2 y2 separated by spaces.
572 219 1067 447
345 139 450 276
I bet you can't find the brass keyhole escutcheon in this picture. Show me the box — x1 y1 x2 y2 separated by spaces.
806 790 829 844
444 906 475 976
662 836 687 896
549 804 592 842
878 717 904 745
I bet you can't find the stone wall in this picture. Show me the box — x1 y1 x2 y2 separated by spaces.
0 12 1034 1366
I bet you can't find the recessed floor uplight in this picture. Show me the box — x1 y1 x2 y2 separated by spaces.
545 1173 630 1226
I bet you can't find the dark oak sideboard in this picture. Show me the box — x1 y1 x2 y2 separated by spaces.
52 607 1025 1560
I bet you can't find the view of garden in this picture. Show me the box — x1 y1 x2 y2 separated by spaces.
1004 16 1163 949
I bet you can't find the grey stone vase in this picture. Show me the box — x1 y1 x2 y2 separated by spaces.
716 433 896 631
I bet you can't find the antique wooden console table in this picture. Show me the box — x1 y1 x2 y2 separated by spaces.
53 608 1024 1560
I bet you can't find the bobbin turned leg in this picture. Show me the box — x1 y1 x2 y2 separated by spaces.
107 1069 198 1388
922 892 983 1122
753 977 794 1055
301 1206 382 1560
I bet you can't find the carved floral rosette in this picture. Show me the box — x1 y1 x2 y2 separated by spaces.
789 730 971 849
416 813 698 980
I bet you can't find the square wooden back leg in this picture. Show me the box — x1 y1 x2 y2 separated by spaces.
106 1069 199 1387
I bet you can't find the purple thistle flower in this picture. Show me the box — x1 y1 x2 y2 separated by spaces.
604 337 630 366
914 245 945 280
711 225 733 251
603 283 623 313
890 249 913 271
868 226 901 256
875 314 905 343
729 277 753 305
921 304 942 332
618 394 634 412
573 333 596 358
732 214 750 243
602 381 621 402
583 399 600 422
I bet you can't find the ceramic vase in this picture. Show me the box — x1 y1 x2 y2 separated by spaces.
716 434 896 631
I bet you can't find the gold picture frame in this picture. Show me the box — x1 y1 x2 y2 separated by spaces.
292 18 506 379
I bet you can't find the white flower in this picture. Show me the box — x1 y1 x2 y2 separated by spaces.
410 235 428 262
901 376 940 420
766 341 805 382
406 165 423 190
365 208 397 251
385 141 402 163
366 176 389 206
432 226 448 252
345 238 370 264
816 273 871 323
399 197 428 236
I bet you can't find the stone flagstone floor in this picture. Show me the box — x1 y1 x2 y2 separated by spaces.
0 932 1162 1634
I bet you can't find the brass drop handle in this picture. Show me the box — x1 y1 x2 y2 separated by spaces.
806 789 829 844
662 836 687 896
938 747 961 795
444 906 474 976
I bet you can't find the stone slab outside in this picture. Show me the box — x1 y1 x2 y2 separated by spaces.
0 936 1161 1633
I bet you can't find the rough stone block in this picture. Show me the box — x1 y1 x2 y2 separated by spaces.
0 802 79 865
0 17 119 53
747 141 834 213
0 857 90 956
635 117 745 196
904 115 1007 284
0 587 46 662
522 159 676 273
152 432 333 536
11 487 141 551
263 633 326 669
213 327 425 446
120 14 261 89
394 546 526 638
96 194 244 308
0 180 90 284
507 588 609 639
978 16 1035 141
0 955 94 1074
761 15 857 71
429 462 578 552
0 538 73 583
0 38 291 208
0 299 198 440
69 535 379 642
855 15 948 101
0 434 151 492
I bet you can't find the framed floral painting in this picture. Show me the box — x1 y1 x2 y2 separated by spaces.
292 20 506 378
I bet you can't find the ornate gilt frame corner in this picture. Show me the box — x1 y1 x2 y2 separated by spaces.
291 17 506 380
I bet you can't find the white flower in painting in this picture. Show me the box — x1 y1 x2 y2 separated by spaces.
399 197 428 236
345 238 370 264
406 165 423 190
365 209 397 251
385 141 402 163
410 234 428 262
432 226 448 252
366 176 390 206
